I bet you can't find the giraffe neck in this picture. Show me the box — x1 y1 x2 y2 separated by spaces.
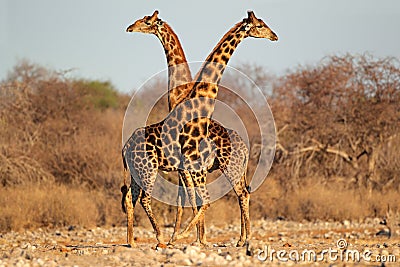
188 22 246 100
155 23 192 111
161 23 249 164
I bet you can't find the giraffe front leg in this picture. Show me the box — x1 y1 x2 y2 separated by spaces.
196 172 210 247
189 201 208 247
195 211 209 247
174 204 209 241
170 170 199 244
175 175 210 244
169 176 186 245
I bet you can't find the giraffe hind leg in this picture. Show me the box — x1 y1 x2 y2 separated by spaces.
224 168 251 247
125 178 141 248
237 186 250 247
133 156 165 248
140 192 166 248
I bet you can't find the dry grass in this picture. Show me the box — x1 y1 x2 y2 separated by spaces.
251 178 400 222
0 184 123 232
1 180 398 233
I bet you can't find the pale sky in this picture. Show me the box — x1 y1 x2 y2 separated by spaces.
1 0 399 92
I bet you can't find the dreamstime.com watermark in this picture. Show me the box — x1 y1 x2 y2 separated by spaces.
256 239 397 263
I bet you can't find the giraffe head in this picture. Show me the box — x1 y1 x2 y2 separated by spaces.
126 10 161 34
242 11 278 41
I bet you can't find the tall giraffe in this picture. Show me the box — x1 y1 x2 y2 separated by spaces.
125 10 252 246
122 11 278 248
161 10 277 243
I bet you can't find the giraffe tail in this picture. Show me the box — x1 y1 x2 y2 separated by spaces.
244 149 251 194
121 144 129 213
122 144 128 172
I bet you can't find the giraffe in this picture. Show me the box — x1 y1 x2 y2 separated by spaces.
124 10 252 247
159 10 278 243
122 11 278 248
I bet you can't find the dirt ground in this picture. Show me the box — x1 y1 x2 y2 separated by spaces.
0 218 399 266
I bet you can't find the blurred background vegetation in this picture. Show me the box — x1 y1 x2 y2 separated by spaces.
0 54 399 232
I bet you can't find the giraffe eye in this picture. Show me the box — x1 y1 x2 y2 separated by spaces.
145 21 151 26
244 24 251 31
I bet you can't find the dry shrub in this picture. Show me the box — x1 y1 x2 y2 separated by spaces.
229 54 399 222
270 54 400 191
0 61 127 189
0 61 127 232
0 153 55 186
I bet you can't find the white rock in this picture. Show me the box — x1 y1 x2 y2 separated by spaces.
237 255 246 261
214 256 227 266
198 252 206 259
183 245 200 257
36 258 45 266
182 258 192 265
243 259 252 266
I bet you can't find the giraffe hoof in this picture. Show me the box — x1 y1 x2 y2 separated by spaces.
236 240 246 247
200 241 210 248
167 239 176 247
155 243 167 250
166 243 176 249
127 242 137 248
190 240 201 246
168 235 177 244
191 240 210 248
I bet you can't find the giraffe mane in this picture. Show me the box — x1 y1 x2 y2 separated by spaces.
204 21 243 64
191 21 243 83
160 22 190 67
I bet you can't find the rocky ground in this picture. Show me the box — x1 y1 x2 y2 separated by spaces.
0 218 399 266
